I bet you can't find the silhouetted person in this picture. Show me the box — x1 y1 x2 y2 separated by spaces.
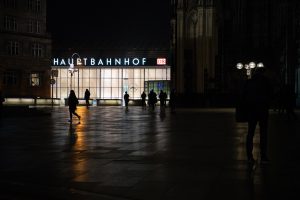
124 91 129 110
243 68 272 164
84 89 91 109
169 89 176 113
159 90 167 112
141 91 146 109
68 90 80 123
0 91 5 118
148 89 157 111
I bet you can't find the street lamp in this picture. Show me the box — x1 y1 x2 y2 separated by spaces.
68 53 82 90
236 62 264 79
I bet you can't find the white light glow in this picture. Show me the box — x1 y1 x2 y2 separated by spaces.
236 63 243 69
257 62 264 68
249 62 256 69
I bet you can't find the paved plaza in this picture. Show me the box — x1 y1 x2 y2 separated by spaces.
0 106 299 200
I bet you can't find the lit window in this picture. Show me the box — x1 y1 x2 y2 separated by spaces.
30 73 41 86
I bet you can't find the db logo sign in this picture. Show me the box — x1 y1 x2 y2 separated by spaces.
157 58 166 65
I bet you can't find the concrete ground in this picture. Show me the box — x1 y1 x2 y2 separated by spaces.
0 106 299 200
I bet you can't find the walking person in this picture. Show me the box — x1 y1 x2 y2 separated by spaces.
84 89 91 109
242 67 272 164
124 91 129 111
141 91 146 109
68 90 81 123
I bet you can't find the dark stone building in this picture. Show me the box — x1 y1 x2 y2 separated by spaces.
171 0 300 106
0 0 51 98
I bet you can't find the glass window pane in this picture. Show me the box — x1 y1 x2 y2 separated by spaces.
128 69 134 79
112 79 119 87
155 69 163 80
90 78 97 87
60 77 68 87
148 69 155 79
82 69 90 78
102 69 111 78
90 69 97 78
134 78 141 88
103 79 111 87
60 69 68 77
134 69 140 78
167 68 171 79
103 88 111 99
82 78 89 88
128 79 134 88
112 69 119 78
111 88 120 98
89 88 96 99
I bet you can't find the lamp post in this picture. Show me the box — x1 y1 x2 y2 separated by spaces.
68 53 82 91
236 62 264 79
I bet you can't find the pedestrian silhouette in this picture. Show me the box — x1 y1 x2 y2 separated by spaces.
159 90 167 112
124 91 129 111
84 89 91 109
148 89 157 111
68 90 80 123
141 91 147 109
242 67 272 164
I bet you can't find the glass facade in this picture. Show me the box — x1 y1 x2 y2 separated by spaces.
51 66 171 101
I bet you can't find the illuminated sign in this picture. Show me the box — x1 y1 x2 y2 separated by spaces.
157 58 166 65
52 57 167 66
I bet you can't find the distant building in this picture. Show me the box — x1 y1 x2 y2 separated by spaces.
0 0 51 98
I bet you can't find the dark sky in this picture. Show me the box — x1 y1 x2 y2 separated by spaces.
47 0 171 50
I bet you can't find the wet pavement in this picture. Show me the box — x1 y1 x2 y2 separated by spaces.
0 106 299 200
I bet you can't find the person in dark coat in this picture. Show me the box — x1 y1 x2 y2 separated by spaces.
243 67 272 164
141 91 146 109
68 90 80 123
124 91 129 110
84 89 91 108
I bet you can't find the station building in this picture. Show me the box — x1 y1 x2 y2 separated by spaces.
50 55 171 105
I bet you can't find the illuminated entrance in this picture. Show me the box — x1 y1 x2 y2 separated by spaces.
51 65 171 104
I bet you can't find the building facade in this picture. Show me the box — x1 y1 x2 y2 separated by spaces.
217 0 300 105
171 0 218 98
0 0 51 98
51 55 171 105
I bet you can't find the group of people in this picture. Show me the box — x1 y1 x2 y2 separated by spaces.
68 88 177 122
125 89 176 112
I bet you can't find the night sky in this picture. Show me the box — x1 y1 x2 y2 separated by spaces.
47 0 171 51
